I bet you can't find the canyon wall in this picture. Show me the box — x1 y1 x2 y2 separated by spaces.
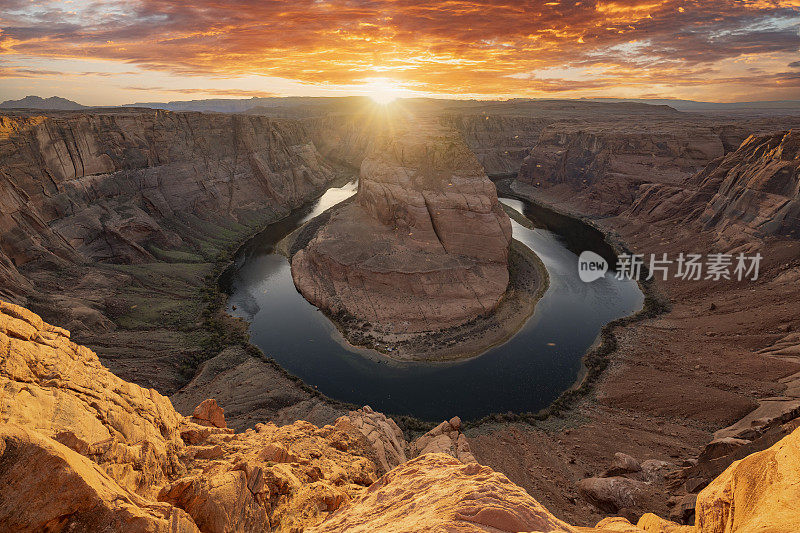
0 109 343 394
515 122 750 215
628 130 800 243
440 114 551 175
303 113 384 169
514 118 800 218
0 110 337 302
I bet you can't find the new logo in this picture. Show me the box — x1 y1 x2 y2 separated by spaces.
578 251 608 283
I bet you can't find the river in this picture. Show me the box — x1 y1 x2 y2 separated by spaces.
221 180 643 421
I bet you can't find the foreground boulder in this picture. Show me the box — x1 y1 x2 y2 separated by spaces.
191 399 227 428
0 300 184 498
0 425 199 533
578 476 645 514
411 416 476 463
335 406 409 474
291 118 512 335
307 453 578 533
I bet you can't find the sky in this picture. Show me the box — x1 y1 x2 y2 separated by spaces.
0 0 799 105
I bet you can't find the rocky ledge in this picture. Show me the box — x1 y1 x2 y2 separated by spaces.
290 119 546 360
3 300 800 532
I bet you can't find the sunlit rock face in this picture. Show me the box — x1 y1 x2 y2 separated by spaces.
627 129 800 243
291 119 512 334
0 300 383 532
3 301 800 533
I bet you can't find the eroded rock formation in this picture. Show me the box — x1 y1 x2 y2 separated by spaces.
411 416 476 463
0 300 382 531
694 420 800 533
629 130 800 243
0 108 341 393
516 122 748 216
2 300 800 532
0 110 336 302
292 119 512 334
307 453 579 533
440 114 551 175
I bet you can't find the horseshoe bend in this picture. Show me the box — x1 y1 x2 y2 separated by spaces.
2 52 800 533
289 118 548 360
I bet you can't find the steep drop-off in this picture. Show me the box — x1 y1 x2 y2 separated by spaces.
496 125 800 525
629 130 800 243
513 115 800 212
516 122 750 216
440 114 551 175
0 109 343 394
0 110 335 295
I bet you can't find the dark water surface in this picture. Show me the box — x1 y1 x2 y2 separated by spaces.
222 182 643 421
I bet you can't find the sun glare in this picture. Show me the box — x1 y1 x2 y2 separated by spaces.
364 79 401 105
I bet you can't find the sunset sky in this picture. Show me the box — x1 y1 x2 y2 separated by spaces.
1 0 799 105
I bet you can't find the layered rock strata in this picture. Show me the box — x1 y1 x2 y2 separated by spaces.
516 122 748 216
291 120 512 335
629 130 800 243
0 109 341 393
0 110 336 302
0 301 386 531
515 120 800 217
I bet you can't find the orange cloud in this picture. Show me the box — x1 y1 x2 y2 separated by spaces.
0 0 798 99
121 86 278 97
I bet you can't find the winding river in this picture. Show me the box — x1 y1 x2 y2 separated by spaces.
221 180 643 422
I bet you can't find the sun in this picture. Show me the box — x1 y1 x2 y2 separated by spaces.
363 79 401 105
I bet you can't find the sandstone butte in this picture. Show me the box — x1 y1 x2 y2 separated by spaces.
291 119 513 335
1 299 799 532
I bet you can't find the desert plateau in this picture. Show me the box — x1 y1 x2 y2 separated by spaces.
2 1 800 532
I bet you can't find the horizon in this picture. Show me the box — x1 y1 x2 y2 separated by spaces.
1 1 799 106
4 93 800 108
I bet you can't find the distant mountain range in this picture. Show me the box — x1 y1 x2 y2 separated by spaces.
584 98 800 115
3 94 799 117
123 96 293 113
0 95 86 110
123 96 800 116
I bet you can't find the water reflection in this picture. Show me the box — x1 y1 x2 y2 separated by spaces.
222 184 644 421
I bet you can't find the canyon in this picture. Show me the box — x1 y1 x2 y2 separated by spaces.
0 109 344 394
1 99 799 530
